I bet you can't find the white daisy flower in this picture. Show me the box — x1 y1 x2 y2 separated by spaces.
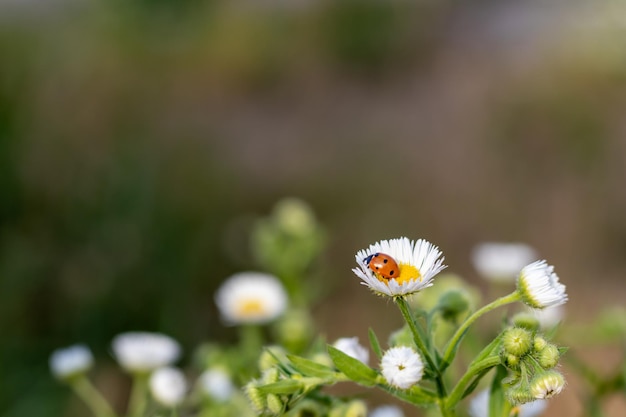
49 344 94 380
530 371 566 399
517 261 567 309
149 367 188 407
333 337 369 365
380 346 424 390
199 368 235 402
472 243 538 283
353 237 446 297
369 405 405 417
215 272 288 325
112 332 181 373
469 389 547 417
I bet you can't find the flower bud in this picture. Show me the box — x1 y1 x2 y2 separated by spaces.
273 198 317 237
244 382 266 413
262 368 280 384
274 309 314 353
506 384 535 405
530 371 565 399
344 400 367 417
533 336 547 352
537 344 560 369
437 290 470 322
511 313 540 332
503 328 533 357
258 345 287 372
388 325 414 348
504 353 520 369
266 393 284 415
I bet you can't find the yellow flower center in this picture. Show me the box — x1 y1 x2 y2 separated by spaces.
236 299 265 318
376 263 421 285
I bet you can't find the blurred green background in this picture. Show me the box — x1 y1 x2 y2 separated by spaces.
1 0 625 416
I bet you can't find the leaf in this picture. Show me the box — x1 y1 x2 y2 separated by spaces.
287 354 337 378
327 345 378 386
368 328 383 359
257 379 304 394
381 385 437 407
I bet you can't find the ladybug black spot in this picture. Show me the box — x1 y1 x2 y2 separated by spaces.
389 270 395 276
383 259 388 263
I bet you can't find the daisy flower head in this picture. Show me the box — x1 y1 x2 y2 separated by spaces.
49 344 94 380
380 346 424 389
112 332 181 373
215 272 288 325
517 261 568 309
353 237 446 297
530 371 566 400
149 367 188 407
333 337 369 365
472 242 538 283
199 368 235 402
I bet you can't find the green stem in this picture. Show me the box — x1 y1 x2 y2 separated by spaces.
446 356 501 409
128 372 149 417
395 297 447 399
441 291 521 370
70 376 117 417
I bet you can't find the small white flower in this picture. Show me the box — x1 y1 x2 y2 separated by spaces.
380 346 424 389
215 272 288 325
199 368 235 402
49 344 94 380
532 305 564 328
517 261 567 309
369 405 405 417
333 337 369 365
531 371 566 400
112 332 181 373
150 367 188 407
469 389 547 417
353 237 446 297
472 243 538 283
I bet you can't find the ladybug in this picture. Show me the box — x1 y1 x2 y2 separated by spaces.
364 253 400 280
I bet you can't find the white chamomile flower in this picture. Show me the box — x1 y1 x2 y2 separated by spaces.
112 332 181 373
369 404 405 417
199 368 235 402
469 389 547 417
149 367 188 407
49 344 94 380
215 272 288 325
333 337 369 365
472 242 538 283
353 237 446 297
380 346 424 390
517 261 567 309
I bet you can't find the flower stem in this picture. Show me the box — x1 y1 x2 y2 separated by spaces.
441 291 521 371
445 356 501 409
395 297 447 397
70 376 117 417
128 372 149 417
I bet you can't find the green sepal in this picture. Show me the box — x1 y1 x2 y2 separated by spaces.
327 345 378 386
257 379 304 394
286 354 337 379
368 328 383 359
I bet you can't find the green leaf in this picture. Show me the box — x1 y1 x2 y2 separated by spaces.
286 354 337 378
488 365 511 417
327 345 378 386
257 379 304 394
381 385 437 407
368 328 383 359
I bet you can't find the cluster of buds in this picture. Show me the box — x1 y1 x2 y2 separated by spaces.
500 325 566 405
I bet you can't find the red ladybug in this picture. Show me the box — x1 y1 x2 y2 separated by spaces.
364 253 400 280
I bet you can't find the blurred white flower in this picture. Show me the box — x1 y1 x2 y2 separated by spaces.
369 404 405 417
215 272 288 325
353 237 446 297
199 368 235 402
112 332 181 373
532 304 565 328
517 261 568 309
380 346 424 389
472 243 537 283
49 344 93 380
333 337 369 365
149 367 188 407
469 389 547 417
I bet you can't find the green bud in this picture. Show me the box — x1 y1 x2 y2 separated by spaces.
504 353 520 369
506 384 535 405
273 309 313 353
259 345 287 372
533 336 547 352
262 368 280 384
437 290 470 322
388 325 414 348
273 198 316 237
537 344 560 369
511 313 540 332
266 394 284 415
503 328 533 357
244 382 266 413
530 371 565 399
344 400 367 417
